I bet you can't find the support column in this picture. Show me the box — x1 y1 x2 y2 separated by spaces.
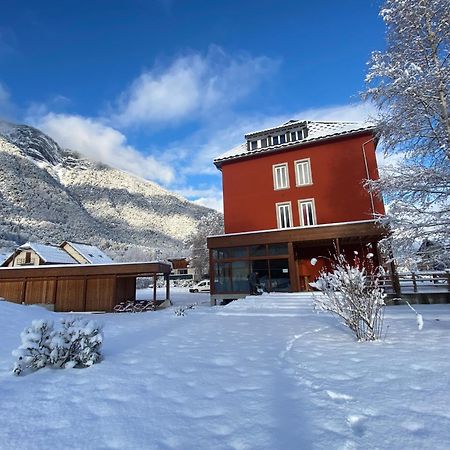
388 247 401 296
334 238 341 255
153 273 157 302
209 249 214 293
165 273 170 301
288 242 299 292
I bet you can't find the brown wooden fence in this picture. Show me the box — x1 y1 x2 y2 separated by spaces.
375 270 450 296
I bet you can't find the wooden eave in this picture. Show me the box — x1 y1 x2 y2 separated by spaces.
0 262 171 280
207 220 388 249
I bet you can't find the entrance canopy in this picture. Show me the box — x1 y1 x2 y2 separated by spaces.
207 220 388 297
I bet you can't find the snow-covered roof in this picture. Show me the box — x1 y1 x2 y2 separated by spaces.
214 120 375 166
19 242 78 264
0 252 11 266
63 241 113 264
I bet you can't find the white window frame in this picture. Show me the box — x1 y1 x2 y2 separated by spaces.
298 199 316 227
276 202 293 229
272 163 290 190
295 158 313 187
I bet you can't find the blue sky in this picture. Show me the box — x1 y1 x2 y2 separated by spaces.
0 0 385 210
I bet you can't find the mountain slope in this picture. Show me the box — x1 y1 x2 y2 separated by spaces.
0 121 216 258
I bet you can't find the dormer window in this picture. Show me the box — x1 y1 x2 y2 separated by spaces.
246 125 309 151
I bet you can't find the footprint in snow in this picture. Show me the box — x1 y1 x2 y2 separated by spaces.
347 414 366 437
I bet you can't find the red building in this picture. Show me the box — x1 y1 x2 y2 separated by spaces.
207 120 387 302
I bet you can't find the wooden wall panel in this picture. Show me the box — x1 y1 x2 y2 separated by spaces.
55 279 85 312
86 277 115 312
116 277 136 304
25 280 56 304
0 281 24 303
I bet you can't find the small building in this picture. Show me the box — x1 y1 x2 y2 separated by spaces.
2 242 78 267
2 241 114 267
207 119 388 303
61 241 113 264
168 257 196 281
0 262 171 312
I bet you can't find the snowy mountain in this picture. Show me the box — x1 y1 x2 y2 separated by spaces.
0 121 217 259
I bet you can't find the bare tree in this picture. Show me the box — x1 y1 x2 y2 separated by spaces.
364 0 450 268
184 212 224 279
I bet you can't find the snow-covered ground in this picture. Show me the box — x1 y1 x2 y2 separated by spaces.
1 290 449 449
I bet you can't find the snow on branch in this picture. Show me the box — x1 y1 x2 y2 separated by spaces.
311 253 386 341
12 318 103 376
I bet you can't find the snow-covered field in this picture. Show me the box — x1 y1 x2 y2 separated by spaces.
1 289 449 450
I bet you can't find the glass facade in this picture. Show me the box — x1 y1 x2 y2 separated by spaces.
211 244 291 294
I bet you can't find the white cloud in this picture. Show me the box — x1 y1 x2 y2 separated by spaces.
175 186 223 212
33 113 174 184
0 81 15 119
292 102 378 123
112 46 277 127
192 196 223 212
172 102 378 177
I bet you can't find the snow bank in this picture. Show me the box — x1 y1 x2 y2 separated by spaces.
0 293 449 449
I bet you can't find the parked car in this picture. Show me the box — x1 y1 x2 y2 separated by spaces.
189 280 210 293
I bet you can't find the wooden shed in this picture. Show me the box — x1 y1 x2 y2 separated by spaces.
0 262 171 312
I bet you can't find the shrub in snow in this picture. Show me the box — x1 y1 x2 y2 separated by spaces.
311 253 386 341
50 318 103 369
12 320 54 375
174 304 196 316
12 318 103 376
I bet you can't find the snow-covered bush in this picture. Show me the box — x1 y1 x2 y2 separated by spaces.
174 304 196 316
311 253 386 341
50 318 103 369
12 318 103 375
12 320 54 375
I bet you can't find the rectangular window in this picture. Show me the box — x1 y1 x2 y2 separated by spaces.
279 134 286 144
268 243 288 256
272 135 279 145
290 131 297 141
295 158 312 186
298 199 316 227
250 140 258 150
260 138 268 148
273 163 289 190
276 202 293 229
250 245 267 257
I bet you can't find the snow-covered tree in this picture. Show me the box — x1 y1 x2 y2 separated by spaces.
311 253 386 341
364 0 450 268
184 212 224 278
